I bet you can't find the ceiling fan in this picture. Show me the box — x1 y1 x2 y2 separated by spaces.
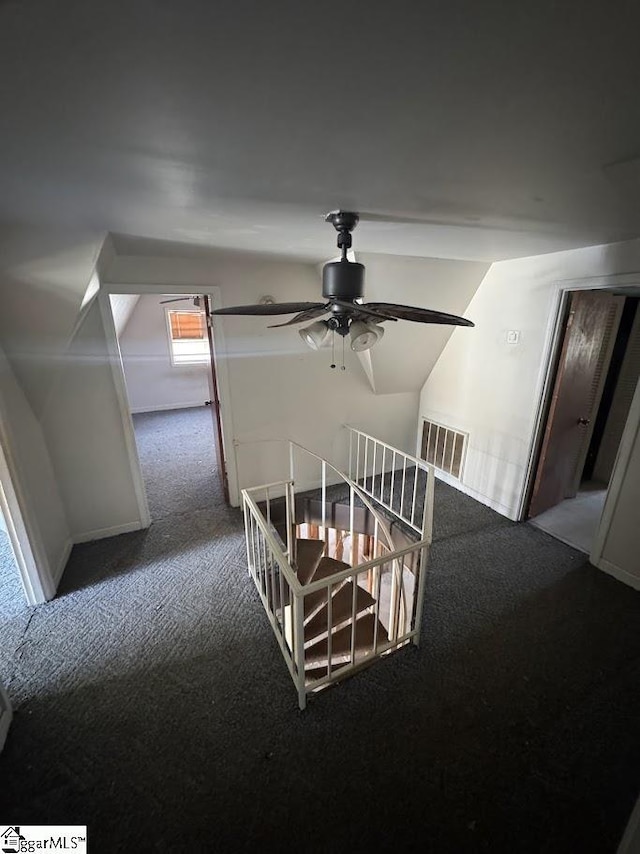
211 211 474 354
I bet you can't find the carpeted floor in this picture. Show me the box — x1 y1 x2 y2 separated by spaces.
2 407 640 852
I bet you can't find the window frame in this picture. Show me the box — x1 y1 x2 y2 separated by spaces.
165 308 210 367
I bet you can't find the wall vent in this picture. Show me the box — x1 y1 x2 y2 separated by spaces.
420 419 467 479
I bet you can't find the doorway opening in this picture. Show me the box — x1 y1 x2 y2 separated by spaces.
0 503 25 611
527 289 640 553
108 290 230 524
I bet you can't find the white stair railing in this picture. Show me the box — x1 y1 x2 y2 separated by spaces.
346 425 435 540
241 438 434 710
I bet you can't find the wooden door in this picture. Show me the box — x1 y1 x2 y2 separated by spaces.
528 290 623 518
202 295 230 503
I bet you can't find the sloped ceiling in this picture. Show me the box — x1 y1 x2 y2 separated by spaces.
109 295 141 338
0 223 107 416
357 253 489 394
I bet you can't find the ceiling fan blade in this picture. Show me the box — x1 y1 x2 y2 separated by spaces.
365 302 474 327
333 300 398 322
211 301 326 316
160 297 197 304
268 304 331 327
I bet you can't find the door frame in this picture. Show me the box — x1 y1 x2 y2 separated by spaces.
0 433 54 605
518 273 640 522
98 283 239 512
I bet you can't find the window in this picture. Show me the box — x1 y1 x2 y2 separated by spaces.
167 309 209 366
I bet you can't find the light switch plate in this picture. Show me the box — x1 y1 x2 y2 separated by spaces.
507 330 520 344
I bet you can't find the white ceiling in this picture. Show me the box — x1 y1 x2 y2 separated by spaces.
2 0 640 262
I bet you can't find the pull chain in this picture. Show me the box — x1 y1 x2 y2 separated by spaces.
330 330 336 369
341 335 346 370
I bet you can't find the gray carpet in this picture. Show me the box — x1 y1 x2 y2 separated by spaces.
2 407 640 852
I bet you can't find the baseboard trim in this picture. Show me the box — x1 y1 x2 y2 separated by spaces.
73 520 149 545
594 557 640 591
433 469 517 520
52 537 73 587
129 402 207 414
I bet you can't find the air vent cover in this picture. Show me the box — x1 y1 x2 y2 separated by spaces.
420 419 467 479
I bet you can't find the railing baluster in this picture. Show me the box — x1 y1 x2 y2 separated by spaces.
411 465 419 528
266 485 271 531
270 545 278 618
350 573 358 666
371 442 377 494
321 460 327 554
279 564 286 640
260 530 267 600
356 433 361 485
380 446 386 501
389 557 398 641
250 514 257 579
349 485 356 567
363 438 369 493
400 458 407 519
390 452 396 515
373 563 382 653
293 593 306 710
348 427 353 480
326 583 333 680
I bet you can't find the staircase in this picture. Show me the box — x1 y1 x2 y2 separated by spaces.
291 537 385 683
241 436 434 709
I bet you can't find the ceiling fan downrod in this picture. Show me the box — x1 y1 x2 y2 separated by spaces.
322 211 365 305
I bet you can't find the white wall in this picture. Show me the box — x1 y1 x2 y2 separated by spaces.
106 248 421 501
118 294 209 413
0 342 69 593
419 238 640 518
40 298 147 541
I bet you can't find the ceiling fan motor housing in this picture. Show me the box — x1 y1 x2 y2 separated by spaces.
322 259 365 300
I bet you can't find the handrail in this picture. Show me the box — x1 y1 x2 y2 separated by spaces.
244 479 292 495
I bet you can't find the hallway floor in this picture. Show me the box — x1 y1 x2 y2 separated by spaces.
530 483 607 554
1 409 640 852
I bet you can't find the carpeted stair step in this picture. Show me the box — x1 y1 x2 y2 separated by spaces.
294 538 326 585
304 613 388 667
304 582 375 642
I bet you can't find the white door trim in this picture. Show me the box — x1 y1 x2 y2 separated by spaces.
0 434 54 604
98 283 239 508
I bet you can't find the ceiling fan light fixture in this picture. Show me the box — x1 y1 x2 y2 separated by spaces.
299 320 330 350
350 320 384 352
